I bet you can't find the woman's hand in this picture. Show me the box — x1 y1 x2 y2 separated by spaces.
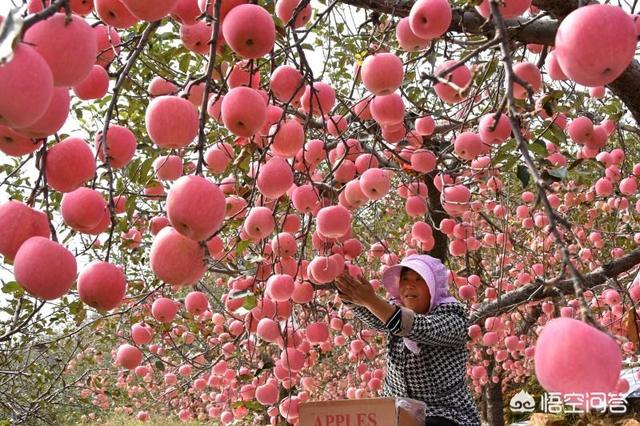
334 271 376 307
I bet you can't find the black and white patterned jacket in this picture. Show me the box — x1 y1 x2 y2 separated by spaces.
344 300 482 426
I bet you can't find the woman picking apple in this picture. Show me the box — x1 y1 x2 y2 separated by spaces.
335 254 481 426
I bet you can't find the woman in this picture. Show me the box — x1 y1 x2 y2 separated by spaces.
335 254 482 426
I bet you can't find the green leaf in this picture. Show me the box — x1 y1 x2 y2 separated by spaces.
235 239 249 257
503 155 517 171
69 300 83 315
548 166 568 180
516 164 530 188
528 140 549 157
242 294 257 310
491 139 517 165
155 360 165 371
568 158 584 171
125 195 137 218
542 122 566 145
179 54 191 73
228 290 252 300
2 281 20 293
138 157 155 184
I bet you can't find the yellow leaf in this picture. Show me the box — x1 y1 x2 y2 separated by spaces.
624 308 640 346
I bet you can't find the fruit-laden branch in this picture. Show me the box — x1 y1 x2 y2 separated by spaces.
196 0 223 176
489 0 605 333
21 0 70 32
469 247 640 325
335 0 640 124
101 21 160 262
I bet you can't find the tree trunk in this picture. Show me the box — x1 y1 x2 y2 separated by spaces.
484 377 505 426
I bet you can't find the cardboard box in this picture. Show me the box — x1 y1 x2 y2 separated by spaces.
298 397 420 426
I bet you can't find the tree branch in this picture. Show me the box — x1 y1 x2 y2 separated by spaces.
336 0 640 124
469 247 640 325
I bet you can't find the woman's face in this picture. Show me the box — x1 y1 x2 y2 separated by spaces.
398 268 431 314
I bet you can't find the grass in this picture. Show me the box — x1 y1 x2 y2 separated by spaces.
98 414 204 426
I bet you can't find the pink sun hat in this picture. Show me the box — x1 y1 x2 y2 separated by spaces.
382 254 457 313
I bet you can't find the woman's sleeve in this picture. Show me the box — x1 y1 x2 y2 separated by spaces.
388 306 468 347
342 300 390 332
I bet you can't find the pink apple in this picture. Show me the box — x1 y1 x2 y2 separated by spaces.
152 297 179 323
276 0 312 28
149 227 207 286
121 0 179 21
434 60 472 104
270 119 305 158
359 168 392 200
270 65 305 102
0 126 42 157
370 92 405 125
221 4 275 59
145 96 199 148
61 188 108 233
442 184 471 217
23 13 96 87
95 0 139 28
409 0 452 39
361 53 404 96
292 184 320 213
166 175 226 241
475 0 531 19
148 76 178 97
45 137 96 193
256 157 294 199
255 382 279 405
185 291 209 315
94 125 137 168
16 87 70 138
180 21 214 55
307 322 329 344
205 143 233 174
153 155 183 181
266 274 295 302
534 317 622 401
243 207 276 240
171 0 201 25
227 60 261 88
95 24 122 67
116 344 143 369
221 87 267 137
316 205 351 238
78 261 127 311
301 82 336 116
0 201 50 261
0 44 54 128
478 113 511 144
13 237 77 300
198 0 247 21
395 17 430 52
454 132 483 161
73 65 110 100
512 62 542 99
554 4 636 87
131 323 153 345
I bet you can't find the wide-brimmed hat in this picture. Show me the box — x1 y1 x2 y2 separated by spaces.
382 254 456 312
